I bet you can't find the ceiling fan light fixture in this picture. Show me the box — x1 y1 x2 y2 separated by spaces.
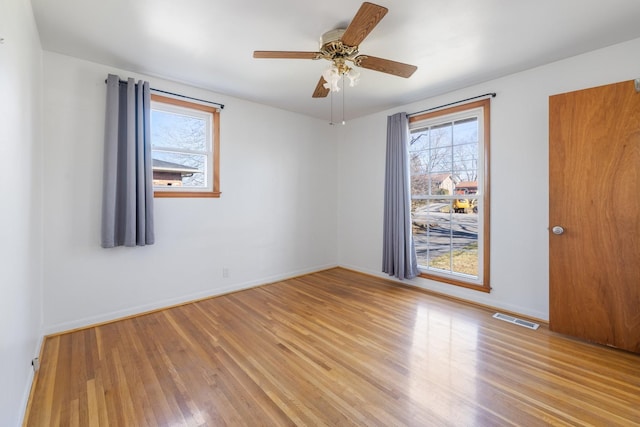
322 60 360 93
322 64 342 92
346 69 360 87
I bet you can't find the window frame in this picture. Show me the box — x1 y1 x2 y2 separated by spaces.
150 94 221 198
408 98 491 292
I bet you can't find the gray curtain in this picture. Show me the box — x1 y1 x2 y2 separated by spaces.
382 112 418 279
101 74 155 248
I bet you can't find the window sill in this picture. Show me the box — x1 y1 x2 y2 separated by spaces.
418 271 491 293
154 191 221 198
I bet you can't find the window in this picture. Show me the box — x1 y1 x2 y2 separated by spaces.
408 99 490 291
150 94 220 198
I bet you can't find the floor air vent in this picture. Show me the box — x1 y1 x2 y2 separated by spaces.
493 313 540 330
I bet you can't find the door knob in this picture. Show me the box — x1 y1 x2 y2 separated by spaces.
551 226 565 235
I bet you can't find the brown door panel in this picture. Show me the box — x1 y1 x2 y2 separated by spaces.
549 80 640 353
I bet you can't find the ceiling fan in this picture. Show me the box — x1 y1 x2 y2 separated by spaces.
253 2 418 98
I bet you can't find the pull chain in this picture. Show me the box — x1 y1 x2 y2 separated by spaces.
342 75 346 125
329 86 335 125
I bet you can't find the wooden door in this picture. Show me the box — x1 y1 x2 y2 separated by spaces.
549 79 640 353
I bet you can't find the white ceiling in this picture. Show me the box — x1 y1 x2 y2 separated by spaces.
31 0 640 121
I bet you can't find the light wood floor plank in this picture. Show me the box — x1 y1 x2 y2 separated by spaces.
25 268 640 426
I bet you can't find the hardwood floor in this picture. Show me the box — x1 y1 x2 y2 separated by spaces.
26 268 640 426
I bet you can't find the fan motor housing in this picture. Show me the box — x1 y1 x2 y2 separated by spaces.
319 29 358 59
320 29 346 45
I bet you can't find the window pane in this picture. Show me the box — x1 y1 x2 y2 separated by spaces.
452 118 478 146
409 130 430 151
424 219 453 273
151 110 207 152
451 214 478 277
413 212 479 279
430 126 452 178
453 118 478 184
152 150 207 188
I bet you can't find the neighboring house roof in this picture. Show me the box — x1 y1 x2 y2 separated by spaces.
429 173 453 184
457 181 478 189
455 181 478 195
152 159 198 174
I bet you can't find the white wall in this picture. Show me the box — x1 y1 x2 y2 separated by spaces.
41 52 338 333
0 0 44 425
10 15 640 422
338 37 640 321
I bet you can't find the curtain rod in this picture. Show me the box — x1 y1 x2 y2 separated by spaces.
105 79 225 109
408 92 496 117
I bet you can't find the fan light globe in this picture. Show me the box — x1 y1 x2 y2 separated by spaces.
347 69 360 87
323 62 359 93
322 65 341 92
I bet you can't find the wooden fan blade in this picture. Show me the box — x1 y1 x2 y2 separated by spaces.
253 51 320 59
355 55 417 78
341 2 388 47
312 77 330 98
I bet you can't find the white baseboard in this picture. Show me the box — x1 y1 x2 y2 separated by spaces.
18 332 44 426
42 263 338 336
338 263 548 322
42 262 546 336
